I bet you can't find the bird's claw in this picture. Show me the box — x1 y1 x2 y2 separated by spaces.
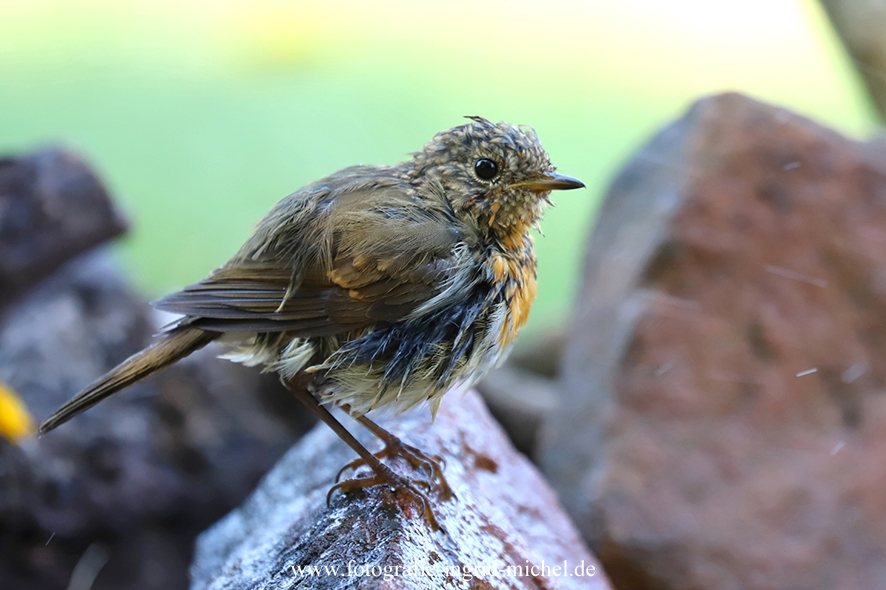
326 465 442 532
334 438 453 500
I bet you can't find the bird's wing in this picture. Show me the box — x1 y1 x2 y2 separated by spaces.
154 255 456 335
154 179 467 336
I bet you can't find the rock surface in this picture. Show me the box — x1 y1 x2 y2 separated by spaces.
192 390 611 590
541 93 886 589
0 148 128 317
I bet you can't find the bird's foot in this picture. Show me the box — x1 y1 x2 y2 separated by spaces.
334 434 453 501
326 460 443 532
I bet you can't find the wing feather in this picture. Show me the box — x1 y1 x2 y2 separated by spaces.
153 177 468 335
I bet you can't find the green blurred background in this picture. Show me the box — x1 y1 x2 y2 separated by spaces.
0 0 877 337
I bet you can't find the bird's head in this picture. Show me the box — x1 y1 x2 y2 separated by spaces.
409 117 584 241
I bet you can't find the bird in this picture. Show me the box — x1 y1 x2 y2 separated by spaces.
38 116 584 528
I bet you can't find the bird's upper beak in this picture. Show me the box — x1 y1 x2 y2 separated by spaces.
511 172 585 192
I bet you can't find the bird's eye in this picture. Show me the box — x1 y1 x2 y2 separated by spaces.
474 158 499 181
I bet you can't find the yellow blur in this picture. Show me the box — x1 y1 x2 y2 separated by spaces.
0 382 35 442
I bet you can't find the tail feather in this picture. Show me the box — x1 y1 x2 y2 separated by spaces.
38 327 218 434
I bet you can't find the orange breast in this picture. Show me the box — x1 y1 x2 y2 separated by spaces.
489 251 538 347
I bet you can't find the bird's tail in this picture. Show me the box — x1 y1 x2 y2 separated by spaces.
38 327 218 434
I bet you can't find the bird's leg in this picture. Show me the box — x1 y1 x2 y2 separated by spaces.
335 405 453 501
285 379 442 531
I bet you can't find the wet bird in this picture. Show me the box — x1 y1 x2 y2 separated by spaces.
39 117 584 527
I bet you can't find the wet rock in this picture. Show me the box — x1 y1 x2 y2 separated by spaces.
0 251 314 590
0 148 127 316
541 93 886 589
192 390 611 590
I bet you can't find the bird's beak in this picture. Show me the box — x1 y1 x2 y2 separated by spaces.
512 172 586 192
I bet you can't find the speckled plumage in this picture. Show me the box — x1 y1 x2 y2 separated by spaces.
39 117 583 441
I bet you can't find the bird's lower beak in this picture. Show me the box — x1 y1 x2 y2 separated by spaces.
512 172 586 192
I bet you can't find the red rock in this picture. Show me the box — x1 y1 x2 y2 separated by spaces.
541 93 886 589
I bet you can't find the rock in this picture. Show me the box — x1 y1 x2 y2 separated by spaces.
477 330 566 457
0 250 314 590
540 92 886 589
0 148 128 316
508 329 567 379
477 365 558 456
192 390 611 590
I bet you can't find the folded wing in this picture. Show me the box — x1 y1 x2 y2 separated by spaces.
154 182 465 337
